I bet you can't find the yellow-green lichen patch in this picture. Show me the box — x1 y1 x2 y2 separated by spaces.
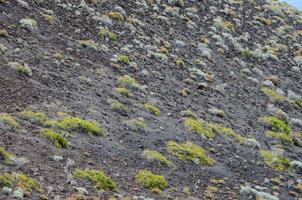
144 103 161 116
260 150 291 171
0 113 20 131
41 129 68 148
142 150 172 166
135 170 168 192
74 169 118 191
166 141 215 166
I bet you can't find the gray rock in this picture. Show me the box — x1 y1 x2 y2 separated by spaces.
2 187 13 195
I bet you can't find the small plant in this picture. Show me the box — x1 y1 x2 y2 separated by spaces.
257 17 272 25
108 99 128 114
259 116 291 134
0 113 19 131
117 54 130 64
143 150 172 166
57 116 102 135
181 110 197 119
0 173 40 193
260 150 290 171
135 170 168 192
41 129 68 148
265 131 293 144
144 103 161 116
20 110 47 124
99 27 118 41
79 40 98 50
167 141 215 166
107 11 124 21
240 48 254 58
8 62 32 76
0 147 13 165
261 87 286 103
115 87 132 97
184 118 215 138
118 75 145 92
125 118 147 132
42 14 55 24
74 169 118 191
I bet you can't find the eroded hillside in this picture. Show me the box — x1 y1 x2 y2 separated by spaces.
0 0 302 199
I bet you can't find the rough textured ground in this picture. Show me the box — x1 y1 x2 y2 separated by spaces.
0 0 302 199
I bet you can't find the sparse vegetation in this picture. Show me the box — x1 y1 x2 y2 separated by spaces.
260 150 291 171
41 129 68 148
115 87 133 97
261 87 286 102
144 103 161 116
135 170 168 192
20 110 47 124
143 150 172 166
0 147 13 165
118 75 145 92
74 169 118 191
8 62 32 76
125 118 147 132
0 113 19 131
117 54 130 64
167 141 215 165
184 118 215 138
99 27 118 41
57 116 102 135
259 116 291 134
108 99 128 114
107 11 124 21
0 173 40 193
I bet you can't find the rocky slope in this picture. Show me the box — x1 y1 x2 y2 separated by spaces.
0 0 302 199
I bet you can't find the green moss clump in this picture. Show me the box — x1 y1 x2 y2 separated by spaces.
135 170 168 192
144 103 161 116
0 173 40 193
20 110 47 124
0 147 13 165
294 99 302 107
74 169 118 191
57 116 102 135
259 116 291 134
261 87 286 103
117 54 130 64
41 129 68 148
260 150 291 171
108 99 128 114
126 118 147 132
115 87 132 97
143 150 172 166
167 141 215 166
0 113 20 131
184 118 215 138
